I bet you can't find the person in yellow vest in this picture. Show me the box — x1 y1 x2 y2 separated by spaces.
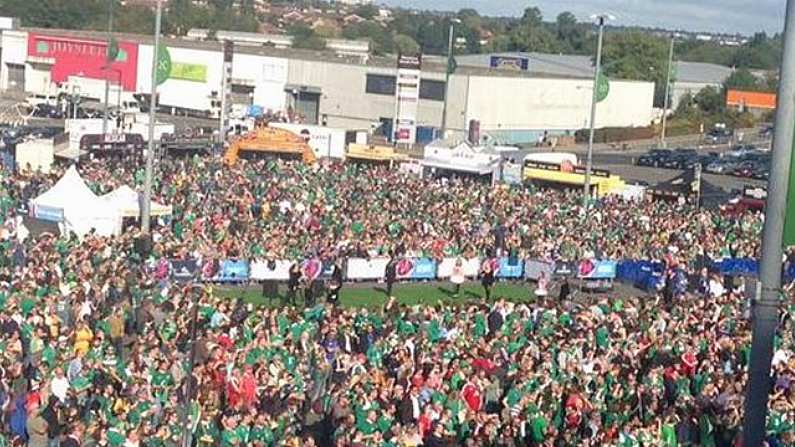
73 321 94 356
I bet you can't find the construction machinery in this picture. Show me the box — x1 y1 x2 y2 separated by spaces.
223 122 316 165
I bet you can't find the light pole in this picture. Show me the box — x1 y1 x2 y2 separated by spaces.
440 18 461 140
743 0 795 444
583 14 612 210
103 66 123 130
102 0 114 136
142 0 162 234
660 34 675 148
180 283 204 447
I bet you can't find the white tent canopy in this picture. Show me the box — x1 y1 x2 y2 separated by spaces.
101 185 172 218
422 139 501 176
31 165 121 237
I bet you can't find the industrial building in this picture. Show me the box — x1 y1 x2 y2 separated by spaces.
0 27 655 144
454 52 742 110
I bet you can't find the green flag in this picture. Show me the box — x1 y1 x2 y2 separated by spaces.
596 73 610 103
447 55 457 75
154 44 172 86
107 38 120 62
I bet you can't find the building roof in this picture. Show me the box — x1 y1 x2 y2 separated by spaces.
15 27 651 83
726 89 776 109
454 52 735 85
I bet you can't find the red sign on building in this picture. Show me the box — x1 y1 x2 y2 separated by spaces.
27 33 139 91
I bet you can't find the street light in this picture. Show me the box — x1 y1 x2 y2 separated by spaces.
582 13 614 212
660 34 676 148
180 282 205 447
743 0 795 445
440 17 461 139
102 0 115 136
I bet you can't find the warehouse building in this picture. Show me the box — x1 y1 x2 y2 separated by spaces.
454 52 740 110
0 27 655 144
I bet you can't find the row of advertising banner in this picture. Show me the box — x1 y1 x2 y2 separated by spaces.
158 256 619 284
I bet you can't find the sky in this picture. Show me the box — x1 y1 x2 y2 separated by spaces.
379 0 786 35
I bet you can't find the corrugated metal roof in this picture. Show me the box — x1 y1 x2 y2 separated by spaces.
454 52 735 84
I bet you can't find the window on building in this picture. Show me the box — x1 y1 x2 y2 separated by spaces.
419 79 446 101
366 74 396 95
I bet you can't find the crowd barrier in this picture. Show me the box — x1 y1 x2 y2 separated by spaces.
162 255 793 287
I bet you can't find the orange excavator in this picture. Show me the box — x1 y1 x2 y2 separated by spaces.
223 122 317 165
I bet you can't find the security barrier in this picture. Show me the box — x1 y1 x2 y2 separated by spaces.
164 256 778 288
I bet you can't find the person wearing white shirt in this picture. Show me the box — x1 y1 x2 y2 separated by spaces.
51 367 70 403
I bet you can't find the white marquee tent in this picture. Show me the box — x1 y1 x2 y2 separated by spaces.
31 165 121 237
101 185 172 218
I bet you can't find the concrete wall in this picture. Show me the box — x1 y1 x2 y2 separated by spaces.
137 44 288 114
287 58 468 131
464 75 654 142
0 30 27 90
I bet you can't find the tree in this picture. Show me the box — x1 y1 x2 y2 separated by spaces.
724 68 762 92
599 32 669 106
343 22 394 55
353 4 378 20
521 7 543 28
393 34 420 55
693 86 724 115
288 24 326 51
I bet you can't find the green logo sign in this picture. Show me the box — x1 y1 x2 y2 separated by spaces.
154 45 172 86
36 41 50 54
596 74 610 103
170 62 207 82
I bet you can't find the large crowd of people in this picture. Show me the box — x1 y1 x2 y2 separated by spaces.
0 154 787 446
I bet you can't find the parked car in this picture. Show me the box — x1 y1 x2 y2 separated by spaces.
704 128 733 145
725 144 758 158
733 161 761 178
32 104 63 119
636 149 672 167
705 158 739 174
661 148 698 169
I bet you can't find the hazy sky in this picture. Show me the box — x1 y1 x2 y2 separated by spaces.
379 0 785 35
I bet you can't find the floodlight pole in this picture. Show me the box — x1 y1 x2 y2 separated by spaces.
743 0 795 444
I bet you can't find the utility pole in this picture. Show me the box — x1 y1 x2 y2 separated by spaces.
743 0 795 444
440 18 460 139
102 0 114 135
660 34 675 148
141 0 162 233
583 15 607 210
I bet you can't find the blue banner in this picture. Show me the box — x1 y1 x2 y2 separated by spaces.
215 259 249 282
578 260 617 279
396 258 437 280
34 205 64 222
497 257 524 278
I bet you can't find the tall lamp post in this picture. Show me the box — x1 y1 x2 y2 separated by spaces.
660 34 675 148
440 18 461 140
102 0 114 136
582 13 613 211
180 283 204 447
141 0 162 234
743 0 795 444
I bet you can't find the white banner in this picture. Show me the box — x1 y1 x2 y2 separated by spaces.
346 257 390 280
250 259 292 281
437 257 481 279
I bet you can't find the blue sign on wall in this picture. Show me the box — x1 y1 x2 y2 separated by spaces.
497 257 524 278
216 259 250 282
